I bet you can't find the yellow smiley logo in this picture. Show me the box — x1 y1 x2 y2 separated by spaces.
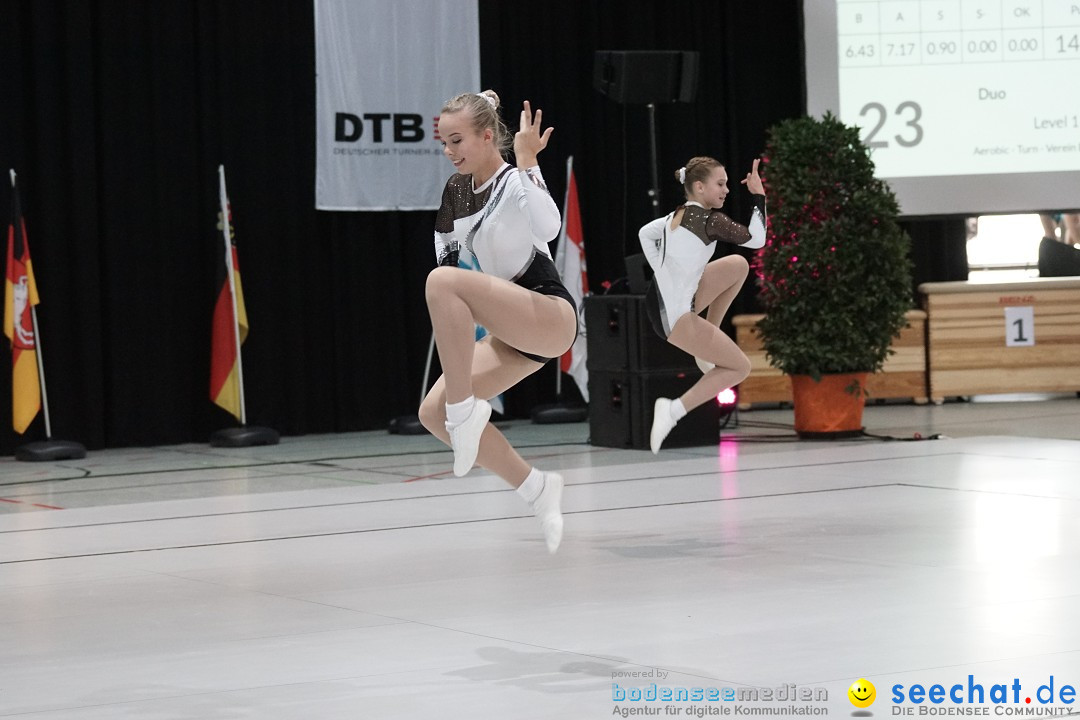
848 678 876 708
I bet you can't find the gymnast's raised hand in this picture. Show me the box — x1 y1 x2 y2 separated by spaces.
514 100 553 168
741 158 765 195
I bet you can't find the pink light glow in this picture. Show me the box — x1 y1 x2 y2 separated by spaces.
716 388 737 405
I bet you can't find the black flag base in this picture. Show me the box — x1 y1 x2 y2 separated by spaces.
388 414 429 435
210 425 280 448
531 402 588 424
16 439 88 462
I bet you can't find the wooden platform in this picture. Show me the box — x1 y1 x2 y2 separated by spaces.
919 277 1080 403
731 310 929 409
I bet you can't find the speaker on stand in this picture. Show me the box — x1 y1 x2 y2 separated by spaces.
588 55 713 449
593 51 700 217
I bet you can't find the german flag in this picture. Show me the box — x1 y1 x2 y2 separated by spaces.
4 179 42 433
209 179 248 421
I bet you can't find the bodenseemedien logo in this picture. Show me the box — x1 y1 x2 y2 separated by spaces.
849 678 877 709
609 678 829 716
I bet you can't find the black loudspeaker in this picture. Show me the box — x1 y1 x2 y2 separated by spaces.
584 294 718 450
587 370 720 449
593 51 700 104
624 253 651 295
1038 237 1080 277
584 294 695 373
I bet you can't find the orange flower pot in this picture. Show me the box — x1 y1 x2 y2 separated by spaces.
790 373 868 438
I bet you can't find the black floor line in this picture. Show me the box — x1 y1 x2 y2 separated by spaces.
1 482 906 565
0 450 971 534
0 442 599 488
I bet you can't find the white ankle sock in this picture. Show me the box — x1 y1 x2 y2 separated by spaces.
670 398 687 422
516 467 545 504
445 396 476 426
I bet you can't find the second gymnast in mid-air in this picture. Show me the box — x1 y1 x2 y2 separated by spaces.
638 156 767 453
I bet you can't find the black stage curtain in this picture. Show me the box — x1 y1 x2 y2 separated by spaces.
0 0 965 454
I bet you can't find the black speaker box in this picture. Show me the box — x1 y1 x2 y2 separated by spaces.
593 51 700 104
1038 236 1080 277
587 370 720 450
584 294 695 373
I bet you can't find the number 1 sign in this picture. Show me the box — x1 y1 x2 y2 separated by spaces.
1004 306 1035 347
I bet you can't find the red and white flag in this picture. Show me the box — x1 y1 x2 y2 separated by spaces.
554 157 588 402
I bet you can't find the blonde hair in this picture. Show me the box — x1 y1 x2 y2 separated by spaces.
675 156 723 196
440 90 512 155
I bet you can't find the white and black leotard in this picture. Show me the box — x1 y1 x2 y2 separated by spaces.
434 162 560 277
638 195 766 337
433 162 575 362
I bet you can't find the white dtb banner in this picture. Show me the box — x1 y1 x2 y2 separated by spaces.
314 0 479 211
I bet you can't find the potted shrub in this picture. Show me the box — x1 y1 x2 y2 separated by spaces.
755 113 913 437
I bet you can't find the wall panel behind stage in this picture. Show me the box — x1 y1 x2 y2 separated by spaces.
0 0 830 454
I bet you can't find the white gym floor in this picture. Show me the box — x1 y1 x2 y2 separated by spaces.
2 396 1079 718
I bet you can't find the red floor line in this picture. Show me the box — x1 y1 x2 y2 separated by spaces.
0 497 64 510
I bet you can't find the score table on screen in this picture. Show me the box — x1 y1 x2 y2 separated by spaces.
836 0 1080 179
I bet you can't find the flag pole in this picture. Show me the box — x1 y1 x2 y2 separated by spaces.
7 171 50 436
553 156 574 399
15 170 53 437
218 165 247 426
531 155 587 424
209 166 277 447
28 307 51 439
9 169 85 461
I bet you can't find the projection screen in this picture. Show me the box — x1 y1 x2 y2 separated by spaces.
804 1 1080 217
